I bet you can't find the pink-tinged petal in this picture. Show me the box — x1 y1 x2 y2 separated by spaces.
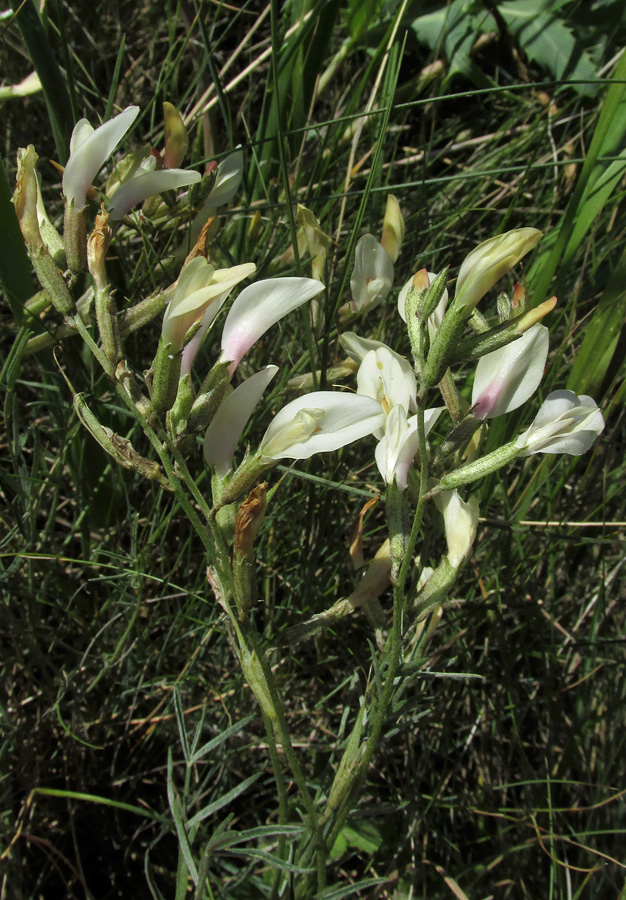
259 392 384 460
471 324 549 419
220 277 324 373
63 106 139 209
107 168 201 220
204 366 279 477
164 261 256 352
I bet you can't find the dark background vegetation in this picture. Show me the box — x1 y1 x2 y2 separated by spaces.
2 0 626 897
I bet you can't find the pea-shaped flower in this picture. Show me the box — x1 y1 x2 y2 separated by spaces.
349 234 394 313
162 258 256 352
471 324 549 420
259 392 385 460
516 390 604 456
63 107 139 211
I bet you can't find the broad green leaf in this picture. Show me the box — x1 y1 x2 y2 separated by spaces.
411 0 494 81
330 819 384 858
500 1 599 96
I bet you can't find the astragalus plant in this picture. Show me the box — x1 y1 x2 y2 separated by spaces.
9 102 604 898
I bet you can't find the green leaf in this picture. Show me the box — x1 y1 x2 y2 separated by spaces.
499 0 599 96
411 0 494 84
347 0 387 41
330 819 384 858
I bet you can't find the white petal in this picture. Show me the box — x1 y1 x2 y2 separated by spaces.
206 149 244 207
350 234 394 312
107 168 201 220
176 257 216 298
204 366 279 476
357 348 416 425
339 334 416 409
516 390 604 456
63 106 139 209
375 406 420 489
471 324 549 419
435 491 480 567
164 262 256 349
260 392 384 460
69 119 94 154
221 277 324 373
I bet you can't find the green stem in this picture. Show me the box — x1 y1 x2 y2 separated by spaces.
70 313 115 377
240 622 326 892
324 403 429 857
264 711 290 900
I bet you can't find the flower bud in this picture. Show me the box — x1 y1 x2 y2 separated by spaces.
454 228 542 315
434 490 480 568
348 234 394 314
162 102 188 169
380 194 405 262
13 146 74 315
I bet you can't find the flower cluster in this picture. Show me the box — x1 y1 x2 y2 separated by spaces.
14 101 605 604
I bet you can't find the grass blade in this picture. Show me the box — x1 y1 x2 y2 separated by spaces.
9 0 74 164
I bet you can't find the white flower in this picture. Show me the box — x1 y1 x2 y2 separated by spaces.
181 150 245 253
63 106 139 210
471 324 549 419
454 228 542 313
356 347 417 435
259 392 385 461
397 269 448 340
204 366 279 476
220 277 324 374
350 234 394 313
107 166 200 220
434 490 480 568
340 332 416 388
375 405 442 490
516 390 604 456
205 150 244 208
162 258 256 351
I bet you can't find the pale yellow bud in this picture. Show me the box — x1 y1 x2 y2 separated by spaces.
514 295 557 333
380 194 405 262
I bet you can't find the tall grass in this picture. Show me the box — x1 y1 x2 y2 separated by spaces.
1 1 625 898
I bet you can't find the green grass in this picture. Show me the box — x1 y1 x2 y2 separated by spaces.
2 1 626 898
